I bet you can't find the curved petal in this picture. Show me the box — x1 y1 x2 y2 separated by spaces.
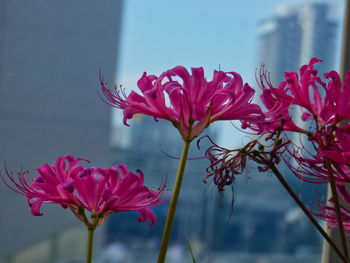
137 207 157 226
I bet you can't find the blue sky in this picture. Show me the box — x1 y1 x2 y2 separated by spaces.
114 0 345 148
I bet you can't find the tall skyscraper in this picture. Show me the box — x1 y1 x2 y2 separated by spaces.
0 1 123 261
257 3 338 86
257 2 338 149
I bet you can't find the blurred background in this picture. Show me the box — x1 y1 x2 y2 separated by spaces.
0 0 345 262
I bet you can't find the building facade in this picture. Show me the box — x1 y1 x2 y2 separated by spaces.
257 3 338 86
0 1 123 261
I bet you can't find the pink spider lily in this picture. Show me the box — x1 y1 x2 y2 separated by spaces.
257 66 308 134
284 142 350 184
314 183 350 233
283 58 350 127
321 129 350 166
1 155 168 227
256 58 350 182
286 152 330 184
258 58 350 135
283 58 324 115
100 66 264 141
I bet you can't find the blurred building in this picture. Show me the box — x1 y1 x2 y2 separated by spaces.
257 2 338 86
107 114 217 246
0 1 123 261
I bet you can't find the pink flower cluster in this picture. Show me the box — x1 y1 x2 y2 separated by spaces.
259 58 350 231
2 155 168 227
260 58 350 133
100 66 263 141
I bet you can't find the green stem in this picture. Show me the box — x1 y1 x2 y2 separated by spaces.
86 228 95 263
157 140 191 263
326 157 349 260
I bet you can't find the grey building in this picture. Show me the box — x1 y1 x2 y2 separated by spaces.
0 1 123 261
257 3 338 86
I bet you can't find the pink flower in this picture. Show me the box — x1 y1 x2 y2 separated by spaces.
283 58 324 115
255 60 350 185
314 183 350 232
321 129 350 166
100 67 264 141
259 58 350 133
1 155 168 227
257 67 307 133
282 58 350 126
286 151 330 184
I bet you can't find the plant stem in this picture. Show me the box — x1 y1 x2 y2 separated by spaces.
269 163 349 263
187 239 197 263
325 157 349 260
157 140 191 263
86 228 95 263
